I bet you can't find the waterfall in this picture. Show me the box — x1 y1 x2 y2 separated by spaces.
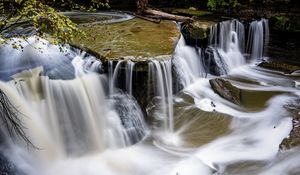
108 60 114 94
110 92 148 145
110 60 124 94
1 17 299 175
173 19 269 88
0 36 147 162
172 36 205 87
109 60 135 95
148 60 174 132
126 61 135 95
246 19 269 60
209 19 245 52
208 19 246 74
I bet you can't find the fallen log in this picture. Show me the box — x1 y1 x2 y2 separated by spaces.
143 9 193 22
129 12 161 23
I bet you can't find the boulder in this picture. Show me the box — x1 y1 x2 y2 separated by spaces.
181 20 216 47
258 60 300 74
209 78 242 105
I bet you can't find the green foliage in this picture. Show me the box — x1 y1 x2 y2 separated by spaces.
274 16 300 32
46 0 109 11
207 0 239 11
0 0 109 46
275 16 286 31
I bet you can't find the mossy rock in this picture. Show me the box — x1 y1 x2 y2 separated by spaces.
209 78 242 105
72 18 180 58
181 20 216 47
258 61 300 74
182 21 212 40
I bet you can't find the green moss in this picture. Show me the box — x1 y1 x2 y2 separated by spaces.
273 16 300 32
207 0 239 11
72 18 180 58
165 8 212 17
182 20 215 40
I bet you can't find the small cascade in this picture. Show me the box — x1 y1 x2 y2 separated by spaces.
0 36 148 164
109 60 135 95
208 20 246 74
209 19 245 52
173 19 269 88
126 61 135 95
172 35 205 87
1 15 299 175
148 60 174 132
108 60 114 94
110 92 148 145
110 60 124 94
246 19 269 60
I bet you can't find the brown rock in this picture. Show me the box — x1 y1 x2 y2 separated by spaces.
209 78 242 105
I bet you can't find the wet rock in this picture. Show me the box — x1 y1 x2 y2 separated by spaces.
110 92 147 144
209 78 242 105
182 21 210 40
258 61 300 74
280 102 300 150
0 153 19 175
204 47 227 76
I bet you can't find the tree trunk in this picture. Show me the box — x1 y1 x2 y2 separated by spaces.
135 0 192 22
143 9 192 22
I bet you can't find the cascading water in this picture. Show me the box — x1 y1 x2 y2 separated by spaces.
246 19 269 60
0 17 299 175
110 60 124 94
172 36 205 87
173 19 269 88
126 61 135 95
110 92 148 145
209 19 245 52
148 60 174 132
0 37 148 174
208 19 246 74
109 60 135 95
170 18 300 174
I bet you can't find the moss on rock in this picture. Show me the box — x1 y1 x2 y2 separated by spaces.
182 20 213 40
181 20 216 47
72 18 180 58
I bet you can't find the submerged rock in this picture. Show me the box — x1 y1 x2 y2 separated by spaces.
258 61 300 74
209 78 242 105
110 92 147 145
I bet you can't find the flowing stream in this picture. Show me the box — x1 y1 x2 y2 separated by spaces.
0 18 299 175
